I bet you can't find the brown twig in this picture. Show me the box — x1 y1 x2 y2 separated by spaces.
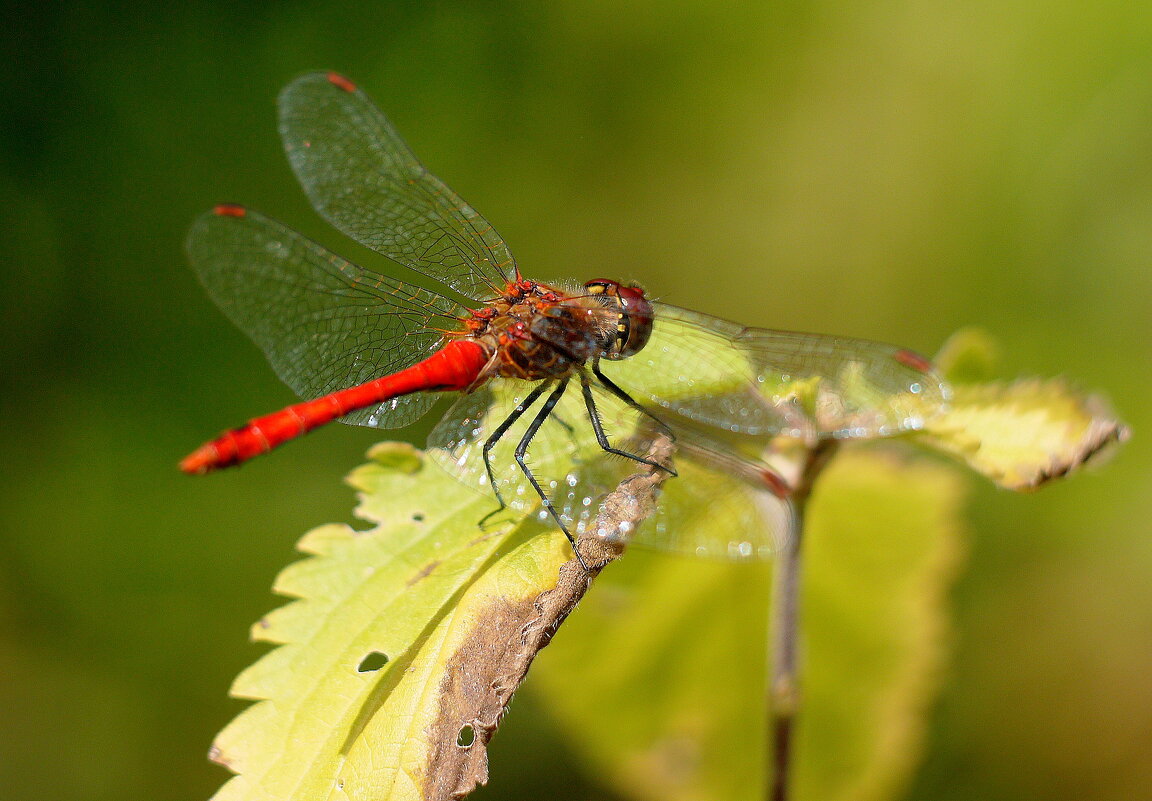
768 440 838 801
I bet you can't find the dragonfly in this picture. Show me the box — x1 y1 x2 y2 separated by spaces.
182 72 950 567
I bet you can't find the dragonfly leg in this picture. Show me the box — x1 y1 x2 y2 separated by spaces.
586 365 678 477
478 380 552 528
511 379 591 571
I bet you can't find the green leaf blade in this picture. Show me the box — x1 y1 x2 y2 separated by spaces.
921 378 1128 491
208 443 568 801
923 328 1129 491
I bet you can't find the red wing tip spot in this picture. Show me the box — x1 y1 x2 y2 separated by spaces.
893 348 934 373
326 72 358 93
213 204 247 218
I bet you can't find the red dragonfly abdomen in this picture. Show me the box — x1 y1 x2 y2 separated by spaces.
180 339 491 474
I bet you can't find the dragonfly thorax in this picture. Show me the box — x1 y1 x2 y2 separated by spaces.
473 279 653 381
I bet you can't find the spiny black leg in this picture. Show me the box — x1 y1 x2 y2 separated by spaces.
511 379 590 571
583 366 678 477
478 381 552 528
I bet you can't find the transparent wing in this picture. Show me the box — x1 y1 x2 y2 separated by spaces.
278 72 517 301
427 378 620 535
634 450 793 560
186 206 468 429
427 376 790 560
599 302 950 440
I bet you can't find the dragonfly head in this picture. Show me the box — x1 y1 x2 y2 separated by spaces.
584 279 654 359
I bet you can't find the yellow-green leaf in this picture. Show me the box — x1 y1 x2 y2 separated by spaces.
529 448 966 801
920 328 1130 491
209 442 569 801
919 378 1128 491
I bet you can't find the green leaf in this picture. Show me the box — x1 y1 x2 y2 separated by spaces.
919 378 1128 491
529 448 966 801
920 328 1130 491
209 442 570 801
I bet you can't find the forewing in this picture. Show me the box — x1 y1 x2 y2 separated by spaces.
601 303 949 440
278 72 517 301
596 303 814 438
186 206 466 429
737 323 951 438
634 455 793 560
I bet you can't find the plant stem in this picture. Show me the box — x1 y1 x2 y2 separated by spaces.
768 440 838 801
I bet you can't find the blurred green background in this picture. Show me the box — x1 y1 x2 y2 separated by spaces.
2 2 1149 800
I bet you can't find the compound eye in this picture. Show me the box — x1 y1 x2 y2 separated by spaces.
615 285 654 358
616 284 646 307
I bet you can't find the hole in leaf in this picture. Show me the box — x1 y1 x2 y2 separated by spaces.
357 651 389 672
457 724 475 748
